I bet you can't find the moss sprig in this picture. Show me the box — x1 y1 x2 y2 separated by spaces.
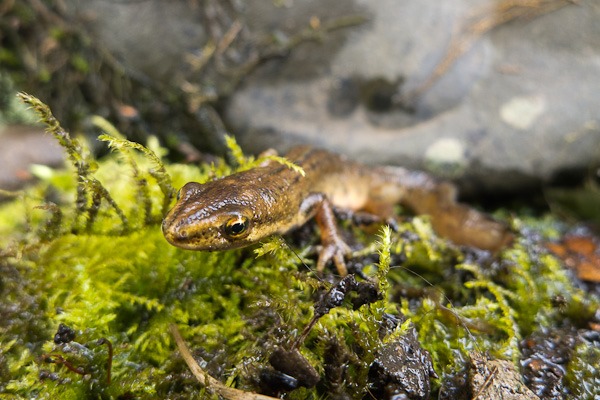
224 134 305 176
17 92 128 233
98 133 175 221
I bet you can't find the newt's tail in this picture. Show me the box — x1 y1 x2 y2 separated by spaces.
369 166 514 253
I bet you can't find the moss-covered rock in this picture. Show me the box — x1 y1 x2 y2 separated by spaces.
0 95 598 399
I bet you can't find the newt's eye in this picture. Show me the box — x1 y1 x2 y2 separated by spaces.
223 215 250 239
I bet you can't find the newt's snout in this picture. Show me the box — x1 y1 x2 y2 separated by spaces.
161 217 184 246
162 218 214 250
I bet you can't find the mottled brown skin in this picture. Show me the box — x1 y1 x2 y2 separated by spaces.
162 146 513 275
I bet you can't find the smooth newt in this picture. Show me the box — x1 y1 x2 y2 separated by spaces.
162 146 513 275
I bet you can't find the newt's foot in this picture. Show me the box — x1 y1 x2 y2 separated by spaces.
316 236 352 276
313 197 353 276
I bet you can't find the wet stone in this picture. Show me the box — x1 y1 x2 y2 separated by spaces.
520 329 578 399
259 368 300 393
438 367 470 400
268 348 320 389
53 323 76 344
368 320 436 400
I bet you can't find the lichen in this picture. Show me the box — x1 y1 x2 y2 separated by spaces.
1 95 598 399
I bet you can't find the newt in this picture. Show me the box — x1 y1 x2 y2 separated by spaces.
162 146 513 275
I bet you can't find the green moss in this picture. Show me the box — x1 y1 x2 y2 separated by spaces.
565 340 600 398
1 95 599 398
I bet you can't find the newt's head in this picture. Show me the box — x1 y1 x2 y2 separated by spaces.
162 177 281 251
162 181 255 251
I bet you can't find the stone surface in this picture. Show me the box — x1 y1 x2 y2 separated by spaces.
63 0 208 85
61 0 600 193
0 125 65 192
469 352 540 400
225 0 600 193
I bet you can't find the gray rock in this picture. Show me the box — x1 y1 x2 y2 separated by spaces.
226 0 600 192
61 0 600 193
0 125 65 192
63 0 208 85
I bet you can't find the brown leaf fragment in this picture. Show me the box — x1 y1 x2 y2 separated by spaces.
545 234 600 283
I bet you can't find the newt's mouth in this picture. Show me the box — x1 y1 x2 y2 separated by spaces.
162 225 215 251
162 218 195 248
161 218 238 251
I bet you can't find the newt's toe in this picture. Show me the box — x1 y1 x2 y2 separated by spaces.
316 240 351 276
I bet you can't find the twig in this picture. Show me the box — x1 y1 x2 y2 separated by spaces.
40 354 86 376
473 365 499 399
96 338 113 385
216 20 243 56
400 0 575 103
169 324 278 400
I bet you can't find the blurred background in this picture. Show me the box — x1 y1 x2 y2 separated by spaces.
1 0 599 219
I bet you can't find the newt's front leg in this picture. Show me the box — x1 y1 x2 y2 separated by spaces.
300 194 351 275
315 199 352 276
